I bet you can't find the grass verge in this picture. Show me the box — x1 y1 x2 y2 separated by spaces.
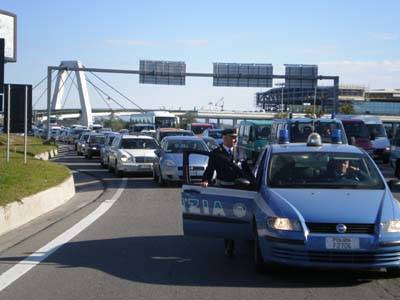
0 135 70 206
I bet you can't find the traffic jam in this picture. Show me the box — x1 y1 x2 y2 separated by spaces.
51 111 400 276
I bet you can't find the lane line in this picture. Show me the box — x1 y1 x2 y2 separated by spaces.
0 178 127 293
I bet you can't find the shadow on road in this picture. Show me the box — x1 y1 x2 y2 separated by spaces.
0 235 389 288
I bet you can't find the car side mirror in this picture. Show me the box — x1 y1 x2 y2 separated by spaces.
388 179 400 192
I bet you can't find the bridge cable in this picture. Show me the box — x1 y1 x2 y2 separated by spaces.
32 70 55 90
61 72 76 109
32 73 58 108
88 71 144 111
85 74 127 110
87 78 113 110
52 70 74 107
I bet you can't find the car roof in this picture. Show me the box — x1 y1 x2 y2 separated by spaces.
121 134 153 139
163 135 204 141
271 143 364 154
158 128 185 132
240 120 273 125
274 118 341 123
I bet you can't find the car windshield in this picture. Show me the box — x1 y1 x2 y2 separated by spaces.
290 121 343 143
343 122 369 139
192 126 211 135
255 125 271 139
165 140 207 153
268 152 384 189
89 136 105 144
81 134 90 141
366 124 386 138
120 138 158 149
107 136 116 145
208 130 223 139
203 138 219 150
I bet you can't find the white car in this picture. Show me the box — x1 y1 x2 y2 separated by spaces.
107 135 159 177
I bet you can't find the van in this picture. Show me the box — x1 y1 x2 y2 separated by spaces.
358 115 390 163
340 119 374 155
270 118 348 144
338 115 390 162
237 120 273 163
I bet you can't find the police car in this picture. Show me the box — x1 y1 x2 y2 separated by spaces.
181 130 400 275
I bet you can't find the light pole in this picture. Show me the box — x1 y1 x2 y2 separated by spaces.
276 83 285 113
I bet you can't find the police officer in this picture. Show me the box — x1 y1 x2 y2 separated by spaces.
201 128 244 257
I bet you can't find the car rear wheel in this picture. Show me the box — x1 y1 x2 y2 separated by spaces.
153 169 159 182
108 161 114 172
158 169 166 186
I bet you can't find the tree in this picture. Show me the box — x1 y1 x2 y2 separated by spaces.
340 103 355 115
179 112 196 129
103 118 128 131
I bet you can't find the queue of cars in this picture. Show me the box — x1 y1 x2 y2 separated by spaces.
60 116 400 275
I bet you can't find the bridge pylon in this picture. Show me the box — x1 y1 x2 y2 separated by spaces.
51 61 93 126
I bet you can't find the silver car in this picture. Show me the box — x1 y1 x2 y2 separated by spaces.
108 135 159 177
153 136 209 185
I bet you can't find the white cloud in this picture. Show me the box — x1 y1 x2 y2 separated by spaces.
104 39 154 46
368 32 398 41
301 45 337 56
104 39 209 47
319 60 400 88
177 39 209 46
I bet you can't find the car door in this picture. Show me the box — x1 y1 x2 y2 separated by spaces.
181 150 258 240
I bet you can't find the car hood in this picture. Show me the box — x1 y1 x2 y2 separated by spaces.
162 153 208 167
119 149 157 157
267 188 393 224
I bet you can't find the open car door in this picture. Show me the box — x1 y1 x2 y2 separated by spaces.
181 150 258 240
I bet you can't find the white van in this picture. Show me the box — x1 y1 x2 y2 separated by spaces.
357 115 391 163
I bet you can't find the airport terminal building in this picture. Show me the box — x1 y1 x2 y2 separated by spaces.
255 86 400 115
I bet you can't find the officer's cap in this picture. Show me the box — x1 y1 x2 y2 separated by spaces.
222 128 238 137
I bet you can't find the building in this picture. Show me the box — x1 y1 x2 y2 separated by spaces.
255 85 365 113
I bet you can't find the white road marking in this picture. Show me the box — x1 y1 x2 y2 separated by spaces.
0 178 127 292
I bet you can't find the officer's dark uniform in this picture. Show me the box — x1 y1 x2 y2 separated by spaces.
201 144 244 185
202 129 244 257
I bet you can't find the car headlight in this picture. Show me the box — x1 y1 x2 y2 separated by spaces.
385 147 391 151
382 220 400 232
164 160 177 167
120 155 130 163
267 217 302 231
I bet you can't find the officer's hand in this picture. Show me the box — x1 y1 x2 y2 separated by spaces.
200 181 209 187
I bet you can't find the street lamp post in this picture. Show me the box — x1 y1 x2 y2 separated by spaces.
276 83 285 113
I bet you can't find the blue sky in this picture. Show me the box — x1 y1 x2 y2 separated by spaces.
1 0 400 110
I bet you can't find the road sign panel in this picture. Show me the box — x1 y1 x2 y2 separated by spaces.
4 84 32 133
139 60 185 85
0 10 16 62
213 63 273 87
285 64 318 89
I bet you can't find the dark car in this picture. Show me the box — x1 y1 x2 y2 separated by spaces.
341 119 374 155
84 134 106 159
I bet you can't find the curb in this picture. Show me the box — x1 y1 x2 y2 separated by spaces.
0 175 76 237
34 147 58 160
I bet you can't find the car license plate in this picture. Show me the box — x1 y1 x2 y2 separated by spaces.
325 237 360 250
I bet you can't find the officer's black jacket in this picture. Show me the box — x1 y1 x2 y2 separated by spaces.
202 145 245 183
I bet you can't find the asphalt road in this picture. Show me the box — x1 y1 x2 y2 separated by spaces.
1 146 400 300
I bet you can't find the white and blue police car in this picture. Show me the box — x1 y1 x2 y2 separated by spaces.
181 129 400 275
